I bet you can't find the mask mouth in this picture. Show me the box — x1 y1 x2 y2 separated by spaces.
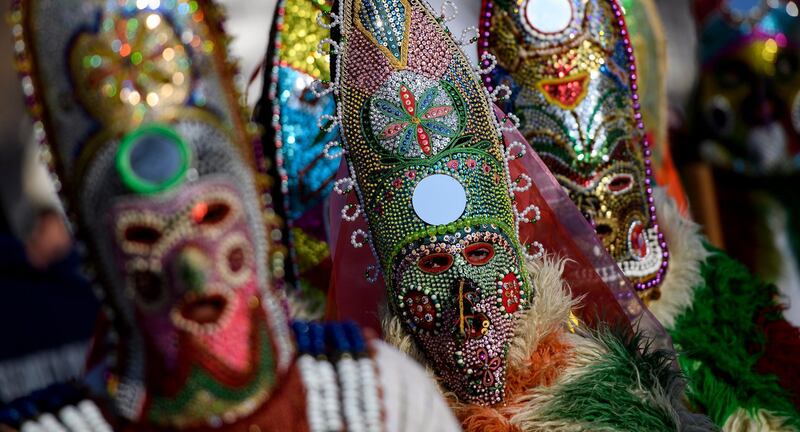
171 290 236 333
181 294 228 324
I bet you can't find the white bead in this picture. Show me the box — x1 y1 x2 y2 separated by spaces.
36 415 66 432
21 421 46 432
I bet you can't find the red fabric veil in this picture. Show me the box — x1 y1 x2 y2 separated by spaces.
325 105 670 349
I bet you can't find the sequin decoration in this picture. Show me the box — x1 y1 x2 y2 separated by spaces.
69 11 191 129
355 0 411 68
335 0 533 405
480 0 669 293
265 0 339 315
368 70 464 157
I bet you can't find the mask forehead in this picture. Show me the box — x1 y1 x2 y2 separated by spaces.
480 0 669 295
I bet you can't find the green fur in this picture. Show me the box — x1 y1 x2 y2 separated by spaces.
539 325 684 431
670 244 800 428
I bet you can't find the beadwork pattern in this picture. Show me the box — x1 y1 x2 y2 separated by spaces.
480 0 669 295
334 0 533 404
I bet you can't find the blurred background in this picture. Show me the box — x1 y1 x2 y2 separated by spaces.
1 0 799 404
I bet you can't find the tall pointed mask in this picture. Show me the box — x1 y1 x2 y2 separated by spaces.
332 0 535 404
10 0 293 426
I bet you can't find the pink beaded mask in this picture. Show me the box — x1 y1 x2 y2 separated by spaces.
10 0 294 425
110 178 261 372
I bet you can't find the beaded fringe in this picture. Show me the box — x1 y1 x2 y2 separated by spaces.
0 341 89 402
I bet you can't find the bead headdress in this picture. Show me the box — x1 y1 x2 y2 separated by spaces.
696 0 800 66
480 0 670 297
328 0 537 404
9 0 293 426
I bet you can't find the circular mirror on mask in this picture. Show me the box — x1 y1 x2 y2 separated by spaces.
412 174 467 226
116 123 191 194
522 0 574 34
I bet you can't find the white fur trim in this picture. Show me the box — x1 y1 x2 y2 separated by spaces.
722 407 798 432
648 188 710 328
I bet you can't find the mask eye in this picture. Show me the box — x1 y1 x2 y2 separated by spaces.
716 59 751 90
418 253 453 274
607 174 633 194
130 270 164 305
124 225 162 246
463 243 495 266
192 201 231 226
217 233 254 286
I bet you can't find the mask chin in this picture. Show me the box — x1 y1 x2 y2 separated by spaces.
390 225 530 405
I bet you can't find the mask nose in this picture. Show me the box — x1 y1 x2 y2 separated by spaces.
575 195 600 226
453 277 490 340
174 246 211 293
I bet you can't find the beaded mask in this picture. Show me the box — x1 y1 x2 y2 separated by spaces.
480 0 669 296
331 0 533 404
10 0 293 427
696 0 800 173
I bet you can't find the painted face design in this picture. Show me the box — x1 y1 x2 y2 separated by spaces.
481 0 667 293
697 4 800 172
392 226 528 404
109 177 274 425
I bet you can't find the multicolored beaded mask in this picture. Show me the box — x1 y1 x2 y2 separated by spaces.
10 0 293 427
480 0 669 296
331 0 533 404
696 0 800 173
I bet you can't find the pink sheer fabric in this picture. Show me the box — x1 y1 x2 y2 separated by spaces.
327 161 386 332
497 107 670 347
324 106 671 349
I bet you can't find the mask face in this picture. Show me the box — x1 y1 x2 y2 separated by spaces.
698 34 800 172
392 225 528 404
482 0 667 293
105 158 276 426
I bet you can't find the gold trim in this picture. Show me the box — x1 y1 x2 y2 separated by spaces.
353 0 412 69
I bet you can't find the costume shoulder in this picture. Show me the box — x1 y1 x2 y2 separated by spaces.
290 321 461 432
652 189 800 430
0 383 112 432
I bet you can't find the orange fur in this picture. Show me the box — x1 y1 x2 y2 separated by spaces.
506 332 573 395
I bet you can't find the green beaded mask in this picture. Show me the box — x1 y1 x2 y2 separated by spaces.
333 0 533 404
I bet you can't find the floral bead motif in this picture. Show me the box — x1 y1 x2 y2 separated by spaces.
368 71 463 158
